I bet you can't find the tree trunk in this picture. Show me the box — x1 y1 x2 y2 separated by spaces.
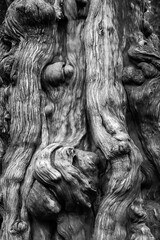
85 0 154 239
0 0 160 240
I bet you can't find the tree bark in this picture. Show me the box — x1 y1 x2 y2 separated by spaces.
0 0 160 240
85 0 154 239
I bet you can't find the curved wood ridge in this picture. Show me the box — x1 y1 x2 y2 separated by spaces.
0 0 59 239
122 22 160 239
85 1 154 239
0 0 98 240
0 0 158 240
29 0 99 238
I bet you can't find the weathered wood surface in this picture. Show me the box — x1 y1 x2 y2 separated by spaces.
122 22 160 240
0 0 98 239
84 1 154 240
0 0 160 240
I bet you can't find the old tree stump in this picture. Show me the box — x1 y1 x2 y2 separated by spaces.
1 0 160 239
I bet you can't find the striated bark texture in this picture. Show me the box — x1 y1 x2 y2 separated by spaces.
84 1 153 240
122 21 160 239
0 0 160 240
1 1 58 239
0 0 98 240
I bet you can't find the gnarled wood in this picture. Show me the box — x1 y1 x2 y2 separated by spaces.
0 0 160 240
